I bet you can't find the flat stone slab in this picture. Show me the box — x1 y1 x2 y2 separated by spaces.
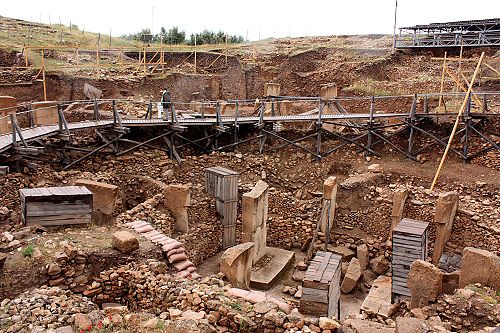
250 247 294 290
360 275 398 318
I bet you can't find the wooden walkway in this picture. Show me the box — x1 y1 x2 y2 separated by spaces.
0 113 413 154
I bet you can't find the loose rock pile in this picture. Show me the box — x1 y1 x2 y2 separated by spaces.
409 285 500 332
0 286 97 332
44 244 90 293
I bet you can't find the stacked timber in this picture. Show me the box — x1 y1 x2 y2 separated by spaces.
205 166 238 248
20 186 93 226
391 218 429 299
300 251 342 319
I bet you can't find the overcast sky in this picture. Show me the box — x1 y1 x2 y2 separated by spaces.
1 0 499 40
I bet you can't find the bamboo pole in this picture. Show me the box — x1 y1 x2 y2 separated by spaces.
194 34 197 74
438 52 447 109
430 52 485 191
484 62 500 76
445 67 483 108
41 50 47 101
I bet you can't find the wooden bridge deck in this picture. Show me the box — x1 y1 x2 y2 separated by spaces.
0 111 497 154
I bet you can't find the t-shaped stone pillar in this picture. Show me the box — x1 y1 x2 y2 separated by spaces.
163 184 191 233
320 176 337 233
242 180 269 265
389 189 409 240
431 191 459 265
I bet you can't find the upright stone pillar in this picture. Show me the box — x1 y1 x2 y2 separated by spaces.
389 189 409 240
320 176 337 233
242 180 269 264
432 191 459 265
31 101 59 126
220 242 254 289
164 184 191 233
0 96 17 135
320 83 338 132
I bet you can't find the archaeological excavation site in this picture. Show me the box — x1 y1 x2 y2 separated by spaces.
0 12 499 333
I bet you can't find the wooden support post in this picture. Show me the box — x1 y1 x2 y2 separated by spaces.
143 47 146 74
194 34 197 74
438 52 447 110
225 33 228 65
41 50 47 101
430 53 485 191
76 45 79 66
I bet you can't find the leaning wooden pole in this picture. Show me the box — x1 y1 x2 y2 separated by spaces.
438 51 447 110
430 52 485 191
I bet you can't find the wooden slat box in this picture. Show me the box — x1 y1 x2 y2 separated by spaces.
300 251 342 319
391 218 429 298
205 166 239 248
20 186 93 226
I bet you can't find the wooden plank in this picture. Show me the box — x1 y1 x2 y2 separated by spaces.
299 299 328 317
301 287 328 303
26 217 90 226
314 252 332 282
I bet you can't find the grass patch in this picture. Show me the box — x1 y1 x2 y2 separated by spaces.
156 320 165 331
343 78 393 96
230 302 242 311
22 244 34 257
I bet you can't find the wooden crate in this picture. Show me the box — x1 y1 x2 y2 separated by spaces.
391 218 429 298
205 166 239 248
20 186 93 226
300 251 342 319
205 166 238 201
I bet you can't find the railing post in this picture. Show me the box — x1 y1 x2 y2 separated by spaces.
482 93 487 113
58 104 63 132
112 100 117 126
408 94 418 156
94 99 99 120
366 96 375 155
316 100 323 160
10 113 16 146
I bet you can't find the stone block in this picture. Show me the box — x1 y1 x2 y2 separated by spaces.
0 96 16 135
320 83 338 99
432 191 458 265
459 247 500 290
407 260 443 309
242 180 269 264
389 189 408 240
75 179 118 215
341 257 361 293
32 101 59 126
112 231 139 253
370 255 390 275
357 244 369 271
264 83 281 97
164 184 190 233
220 242 254 289
320 176 337 233
328 245 355 262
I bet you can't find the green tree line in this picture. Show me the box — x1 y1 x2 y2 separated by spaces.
121 27 245 45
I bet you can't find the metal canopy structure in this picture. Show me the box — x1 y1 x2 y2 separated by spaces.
396 18 500 49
